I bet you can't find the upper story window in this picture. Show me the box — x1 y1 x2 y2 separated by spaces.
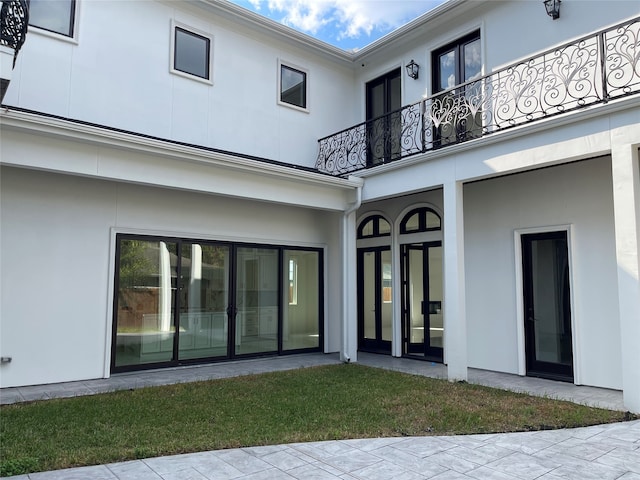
171 23 212 82
358 215 391 239
432 30 481 93
279 62 308 111
28 0 76 37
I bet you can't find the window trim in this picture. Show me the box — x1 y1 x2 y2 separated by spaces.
277 59 309 113
169 20 213 85
28 0 78 41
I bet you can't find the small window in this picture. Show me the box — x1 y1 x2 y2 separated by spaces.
29 0 76 37
358 215 391 239
279 63 307 110
172 24 211 81
400 208 441 234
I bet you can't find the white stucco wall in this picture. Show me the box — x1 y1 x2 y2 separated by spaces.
3 0 356 169
0 166 342 388
464 157 622 390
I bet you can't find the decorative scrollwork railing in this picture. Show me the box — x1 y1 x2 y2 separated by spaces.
0 0 29 66
316 16 640 176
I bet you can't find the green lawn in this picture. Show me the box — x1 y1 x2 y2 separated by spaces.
0 364 634 476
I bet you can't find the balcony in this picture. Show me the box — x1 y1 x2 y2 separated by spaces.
316 16 640 176
0 0 29 102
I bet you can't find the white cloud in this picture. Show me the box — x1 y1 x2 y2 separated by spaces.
245 0 443 40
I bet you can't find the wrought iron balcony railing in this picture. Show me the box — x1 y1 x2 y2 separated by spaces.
316 16 640 176
0 0 29 65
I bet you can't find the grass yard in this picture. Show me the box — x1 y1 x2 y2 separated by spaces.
0 364 634 476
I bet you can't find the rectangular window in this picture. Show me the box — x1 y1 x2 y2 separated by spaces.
28 0 76 37
279 63 308 111
172 24 211 81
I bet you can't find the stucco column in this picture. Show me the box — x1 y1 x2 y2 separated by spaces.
443 180 468 381
611 142 640 413
342 210 358 363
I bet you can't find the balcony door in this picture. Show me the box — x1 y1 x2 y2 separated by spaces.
431 31 481 147
366 69 401 167
522 231 574 382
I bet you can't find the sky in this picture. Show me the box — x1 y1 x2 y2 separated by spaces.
228 0 449 51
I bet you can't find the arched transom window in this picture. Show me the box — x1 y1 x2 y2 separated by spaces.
357 215 391 239
400 207 441 234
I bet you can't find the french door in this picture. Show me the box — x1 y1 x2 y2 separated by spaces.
112 235 322 372
357 247 392 354
521 231 574 382
401 242 443 362
366 68 401 167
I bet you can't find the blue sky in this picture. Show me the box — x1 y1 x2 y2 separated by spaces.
228 0 448 51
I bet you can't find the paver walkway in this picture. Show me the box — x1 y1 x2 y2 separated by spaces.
2 353 637 479
6 420 640 479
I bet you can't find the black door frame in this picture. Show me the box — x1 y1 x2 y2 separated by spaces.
521 231 574 382
357 246 392 354
401 241 443 363
111 234 323 373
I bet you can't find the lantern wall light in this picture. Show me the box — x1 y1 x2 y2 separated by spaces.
406 59 419 80
543 0 561 20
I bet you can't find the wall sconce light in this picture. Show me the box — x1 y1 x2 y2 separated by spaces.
406 59 419 80
543 0 561 20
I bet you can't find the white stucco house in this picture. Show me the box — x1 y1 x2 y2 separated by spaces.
1 0 638 412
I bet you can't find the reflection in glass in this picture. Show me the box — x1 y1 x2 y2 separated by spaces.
175 27 210 79
408 247 424 345
114 239 177 367
531 238 572 365
428 246 443 348
283 250 320 350
29 0 74 36
363 251 376 340
178 244 230 360
235 248 278 355
378 218 391 235
281 65 306 108
381 250 393 342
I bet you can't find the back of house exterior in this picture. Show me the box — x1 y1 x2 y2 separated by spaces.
1 0 639 412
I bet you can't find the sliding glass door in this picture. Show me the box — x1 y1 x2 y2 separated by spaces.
112 235 322 372
178 243 230 360
235 247 279 355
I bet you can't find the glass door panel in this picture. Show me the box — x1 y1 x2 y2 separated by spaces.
402 242 443 362
366 69 401 166
282 250 320 351
235 247 279 355
381 250 393 342
427 246 443 350
522 232 573 381
178 243 230 360
358 248 392 353
406 246 424 353
362 251 376 340
114 239 177 368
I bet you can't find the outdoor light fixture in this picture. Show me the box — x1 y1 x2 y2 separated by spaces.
406 59 419 80
543 0 561 20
